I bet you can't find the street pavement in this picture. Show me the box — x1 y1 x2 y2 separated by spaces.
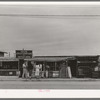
0 80 100 89
0 76 100 89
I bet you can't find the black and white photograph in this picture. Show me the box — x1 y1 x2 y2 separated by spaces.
0 2 100 90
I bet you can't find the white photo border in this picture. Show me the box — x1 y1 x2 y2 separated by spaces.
0 1 100 98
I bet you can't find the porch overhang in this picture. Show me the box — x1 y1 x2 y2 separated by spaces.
25 56 76 62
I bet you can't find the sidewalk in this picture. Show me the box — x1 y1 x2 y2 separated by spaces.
0 76 100 81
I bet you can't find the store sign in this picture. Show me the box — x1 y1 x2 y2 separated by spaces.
15 50 33 59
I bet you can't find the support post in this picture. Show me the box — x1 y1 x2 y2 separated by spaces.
55 62 57 71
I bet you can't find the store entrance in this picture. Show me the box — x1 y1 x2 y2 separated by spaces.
68 60 77 77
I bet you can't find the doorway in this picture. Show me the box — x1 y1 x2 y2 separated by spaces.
68 60 77 77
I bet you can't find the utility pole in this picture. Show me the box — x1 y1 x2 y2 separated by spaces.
9 52 10 57
22 48 25 59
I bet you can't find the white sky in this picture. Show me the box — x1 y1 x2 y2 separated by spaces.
0 5 100 56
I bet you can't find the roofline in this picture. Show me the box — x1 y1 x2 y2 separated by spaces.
34 55 99 57
0 51 7 53
0 57 19 61
34 56 72 57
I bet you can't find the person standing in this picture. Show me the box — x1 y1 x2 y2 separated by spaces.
45 65 49 78
35 64 40 79
22 61 28 79
39 64 42 78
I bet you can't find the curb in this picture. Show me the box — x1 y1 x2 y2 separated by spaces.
0 78 99 81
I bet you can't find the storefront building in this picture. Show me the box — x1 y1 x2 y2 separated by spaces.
25 56 76 78
0 55 99 78
76 56 99 78
25 55 99 78
0 57 19 76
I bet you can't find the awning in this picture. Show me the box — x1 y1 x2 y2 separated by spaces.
25 56 75 62
0 57 19 61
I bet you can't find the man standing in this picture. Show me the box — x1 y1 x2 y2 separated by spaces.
35 64 40 79
22 61 28 79
45 65 49 78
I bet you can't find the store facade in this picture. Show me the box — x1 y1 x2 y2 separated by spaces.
0 55 99 78
0 57 19 76
25 56 77 78
25 55 99 78
76 56 99 78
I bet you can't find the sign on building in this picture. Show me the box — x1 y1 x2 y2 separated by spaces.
15 50 33 59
